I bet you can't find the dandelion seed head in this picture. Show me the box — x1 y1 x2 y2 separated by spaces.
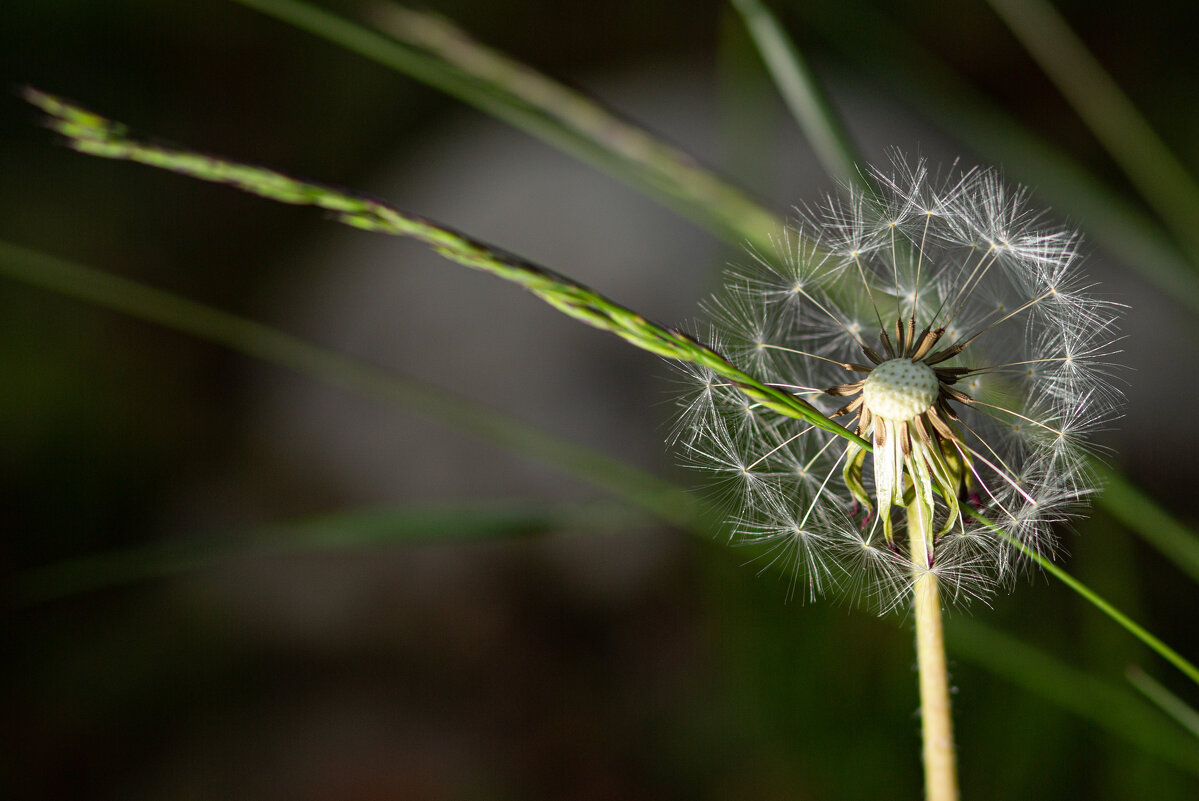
672 155 1123 611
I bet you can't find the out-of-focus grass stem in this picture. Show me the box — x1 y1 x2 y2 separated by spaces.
1126 665 1199 740
729 0 865 191
986 0 1199 265
228 0 782 253
1095 464 1199 586
793 0 1199 315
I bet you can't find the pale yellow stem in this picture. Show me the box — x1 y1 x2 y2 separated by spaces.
909 498 960 801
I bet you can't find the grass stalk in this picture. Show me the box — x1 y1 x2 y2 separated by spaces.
22 87 862 447
965 504 1199 687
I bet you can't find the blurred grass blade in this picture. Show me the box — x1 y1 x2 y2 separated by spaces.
1096 463 1199 586
9 501 653 605
949 619 1199 777
985 0 1199 264
1127 665 1199 740
23 88 864 447
0 240 715 534
729 0 861 189
715 6 786 207
794 0 1199 314
226 0 780 252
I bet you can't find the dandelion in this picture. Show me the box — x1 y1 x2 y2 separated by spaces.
675 157 1122 610
676 158 1122 799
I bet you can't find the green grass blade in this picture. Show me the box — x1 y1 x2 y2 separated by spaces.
985 0 1199 264
0 240 714 533
225 0 780 253
1096 463 1199 586
948 619 1199 777
795 0 1199 315
23 88 864 447
8 500 653 605
729 0 862 189
1126 665 1199 740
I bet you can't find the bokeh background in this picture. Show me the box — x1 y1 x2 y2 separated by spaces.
4 0 1198 799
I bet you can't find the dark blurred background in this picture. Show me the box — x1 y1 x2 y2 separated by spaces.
3 1 1198 799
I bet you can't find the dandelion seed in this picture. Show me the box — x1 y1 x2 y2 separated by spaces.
674 156 1122 609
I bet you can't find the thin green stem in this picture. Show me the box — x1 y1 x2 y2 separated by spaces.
22 81 1199 698
8 235 1199 699
908 497 960 801
965 506 1199 687
10 199 1192 703
1027 550 1199 685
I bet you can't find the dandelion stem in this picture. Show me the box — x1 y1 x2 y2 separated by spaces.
908 497 960 801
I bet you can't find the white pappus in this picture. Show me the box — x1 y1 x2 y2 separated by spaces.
672 157 1123 611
